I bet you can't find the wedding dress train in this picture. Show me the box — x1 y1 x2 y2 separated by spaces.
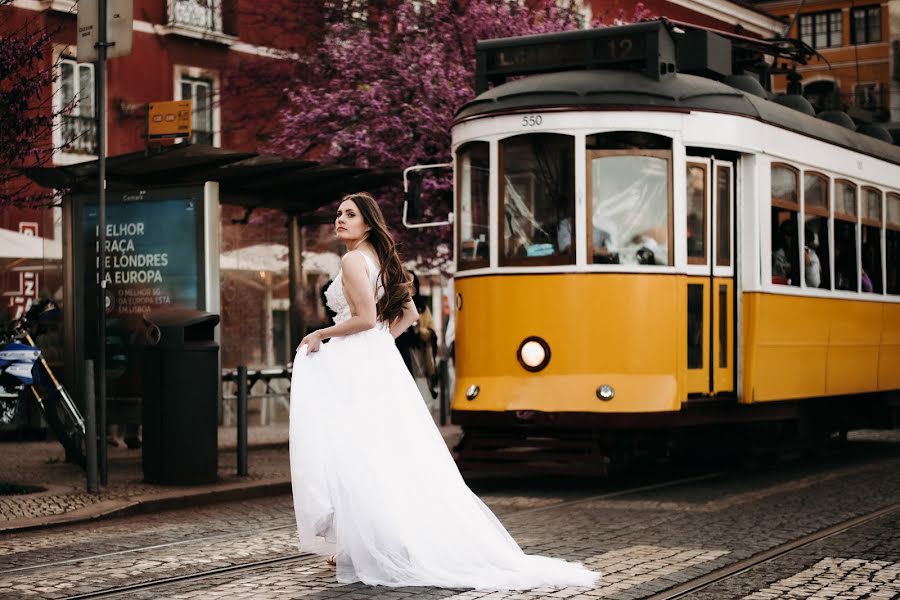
289 251 600 589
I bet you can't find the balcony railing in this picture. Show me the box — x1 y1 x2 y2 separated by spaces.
60 115 98 155
169 0 222 33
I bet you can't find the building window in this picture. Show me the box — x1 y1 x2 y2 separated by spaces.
851 5 881 44
799 11 842 49
170 0 222 33
58 57 97 155
853 83 882 110
180 77 214 145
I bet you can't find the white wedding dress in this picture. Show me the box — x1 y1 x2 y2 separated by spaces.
289 251 600 589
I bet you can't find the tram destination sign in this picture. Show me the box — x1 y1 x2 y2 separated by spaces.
476 21 675 92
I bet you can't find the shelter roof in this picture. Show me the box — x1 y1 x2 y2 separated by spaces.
25 143 397 215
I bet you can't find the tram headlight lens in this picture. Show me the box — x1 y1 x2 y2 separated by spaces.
465 385 480 401
517 337 551 372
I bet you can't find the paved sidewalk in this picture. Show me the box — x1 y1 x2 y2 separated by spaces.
0 424 463 533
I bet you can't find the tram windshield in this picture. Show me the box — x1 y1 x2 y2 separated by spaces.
587 132 672 266
499 133 575 265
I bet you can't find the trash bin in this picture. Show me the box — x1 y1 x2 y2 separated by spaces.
142 307 220 484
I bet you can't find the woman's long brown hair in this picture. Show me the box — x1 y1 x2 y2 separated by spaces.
342 192 412 324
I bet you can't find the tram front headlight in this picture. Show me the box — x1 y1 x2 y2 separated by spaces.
517 337 551 372
465 385 480 401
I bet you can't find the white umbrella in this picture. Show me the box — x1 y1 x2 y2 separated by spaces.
0 228 62 259
219 243 340 276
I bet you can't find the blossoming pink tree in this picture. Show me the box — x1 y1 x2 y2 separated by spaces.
0 1 60 206
270 0 650 268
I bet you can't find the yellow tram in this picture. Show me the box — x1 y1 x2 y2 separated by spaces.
415 21 900 473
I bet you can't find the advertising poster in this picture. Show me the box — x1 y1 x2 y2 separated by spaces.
82 195 201 397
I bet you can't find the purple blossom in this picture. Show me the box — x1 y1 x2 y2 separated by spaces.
268 0 650 270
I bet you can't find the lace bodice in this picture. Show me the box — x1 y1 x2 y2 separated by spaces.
324 251 384 324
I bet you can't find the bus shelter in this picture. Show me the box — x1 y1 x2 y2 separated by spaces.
26 143 395 425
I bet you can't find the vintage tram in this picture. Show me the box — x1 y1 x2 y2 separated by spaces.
413 21 900 473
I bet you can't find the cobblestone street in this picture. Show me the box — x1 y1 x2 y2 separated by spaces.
0 431 898 600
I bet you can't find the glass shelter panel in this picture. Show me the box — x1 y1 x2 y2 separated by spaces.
500 134 575 265
456 141 490 269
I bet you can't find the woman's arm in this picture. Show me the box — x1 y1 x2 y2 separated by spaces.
389 297 419 339
298 252 376 353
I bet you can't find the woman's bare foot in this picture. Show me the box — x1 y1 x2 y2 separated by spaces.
326 554 336 567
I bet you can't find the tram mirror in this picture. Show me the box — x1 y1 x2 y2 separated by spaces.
402 162 453 229
406 171 423 221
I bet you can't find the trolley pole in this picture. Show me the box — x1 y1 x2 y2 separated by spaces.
96 0 109 486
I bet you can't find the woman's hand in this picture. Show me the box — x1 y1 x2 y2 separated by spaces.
298 330 324 354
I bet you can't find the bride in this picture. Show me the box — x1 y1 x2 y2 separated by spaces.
290 192 600 589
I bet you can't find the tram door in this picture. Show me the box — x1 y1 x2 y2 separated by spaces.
685 158 735 397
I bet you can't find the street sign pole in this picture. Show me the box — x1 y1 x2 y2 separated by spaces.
97 0 109 486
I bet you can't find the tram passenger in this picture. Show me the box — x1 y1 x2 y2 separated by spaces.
772 219 796 285
803 227 822 288
861 269 874 293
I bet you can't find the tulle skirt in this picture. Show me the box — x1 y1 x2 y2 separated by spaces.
289 325 600 589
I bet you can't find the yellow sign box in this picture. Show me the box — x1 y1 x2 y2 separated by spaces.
148 100 192 138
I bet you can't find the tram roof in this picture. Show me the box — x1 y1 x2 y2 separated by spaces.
454 70 900 167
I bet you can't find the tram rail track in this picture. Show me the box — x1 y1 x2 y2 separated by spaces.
646 500 900 600
21 471 723 600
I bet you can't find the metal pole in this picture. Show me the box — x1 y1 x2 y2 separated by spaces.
287 215 304 351
96 0 109 485
439 359 448 426
237 366 248 476
84 360 99 493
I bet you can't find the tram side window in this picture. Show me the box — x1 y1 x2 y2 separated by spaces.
861 187 883 294
771 165 800 286
803 172 830 289
457 141 490 269
500 134 575 265
716 165 732 267
834 180 858 291
686 164 706 264
887 193 900 295
587 132 672 266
